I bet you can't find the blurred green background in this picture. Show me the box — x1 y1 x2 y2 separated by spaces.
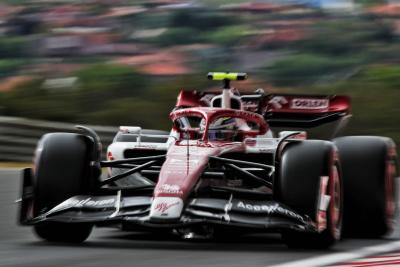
0 0 399 150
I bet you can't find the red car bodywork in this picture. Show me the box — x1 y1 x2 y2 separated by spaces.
155 107 267 201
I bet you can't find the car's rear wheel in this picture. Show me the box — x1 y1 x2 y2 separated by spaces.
334 136 398 237
33 133 97 242
276 140 343 248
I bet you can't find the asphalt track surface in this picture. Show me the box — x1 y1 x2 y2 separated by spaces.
0 169 399 267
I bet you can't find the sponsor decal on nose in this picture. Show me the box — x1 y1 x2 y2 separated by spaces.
150 197 184 219
155 201 180 213
156 184 183 195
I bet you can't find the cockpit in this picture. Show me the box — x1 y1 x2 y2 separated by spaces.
171 108 267 142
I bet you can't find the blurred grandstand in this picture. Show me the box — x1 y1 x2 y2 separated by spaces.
0 0 399 160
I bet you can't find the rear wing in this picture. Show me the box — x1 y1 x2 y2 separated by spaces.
175 91 351 138
263 94 351 128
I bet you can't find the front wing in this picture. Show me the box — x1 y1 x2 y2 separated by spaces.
20 193 317 233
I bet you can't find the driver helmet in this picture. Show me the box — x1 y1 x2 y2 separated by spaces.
208 117 238 141
210 117 236 130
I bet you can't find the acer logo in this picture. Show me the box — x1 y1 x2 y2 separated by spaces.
236 201 304 222
155 201 179 213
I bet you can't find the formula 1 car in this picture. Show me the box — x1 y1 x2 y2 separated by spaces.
18 72 398 248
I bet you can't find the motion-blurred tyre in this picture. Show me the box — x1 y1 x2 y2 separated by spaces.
33 133 96 242
276 140 343 248
334 136 398 237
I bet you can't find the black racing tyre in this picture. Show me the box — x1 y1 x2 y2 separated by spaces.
276 140 343 249
334 136 398 237
34 223 93 243
33 133 96 242
113 129 169 143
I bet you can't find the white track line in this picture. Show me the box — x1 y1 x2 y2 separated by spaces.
267 240 400 267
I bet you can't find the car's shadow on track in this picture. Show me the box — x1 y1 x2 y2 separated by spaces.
22 229 346 253
21 226 398 254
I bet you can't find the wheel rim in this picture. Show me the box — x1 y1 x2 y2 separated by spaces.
330 163 342 240
385 157 396 230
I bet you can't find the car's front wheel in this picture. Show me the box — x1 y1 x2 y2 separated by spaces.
276 140 343 249
32 133 96 242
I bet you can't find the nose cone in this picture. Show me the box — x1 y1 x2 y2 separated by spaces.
150 156 207 220
149 197 184 220
154 145 217 199
150 144 219 220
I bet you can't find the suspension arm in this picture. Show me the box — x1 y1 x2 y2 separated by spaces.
100 154 166 167
225 163 272 188
100 160 158 186
209 156 275 173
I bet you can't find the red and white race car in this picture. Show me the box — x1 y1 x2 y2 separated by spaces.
18 72 398 248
